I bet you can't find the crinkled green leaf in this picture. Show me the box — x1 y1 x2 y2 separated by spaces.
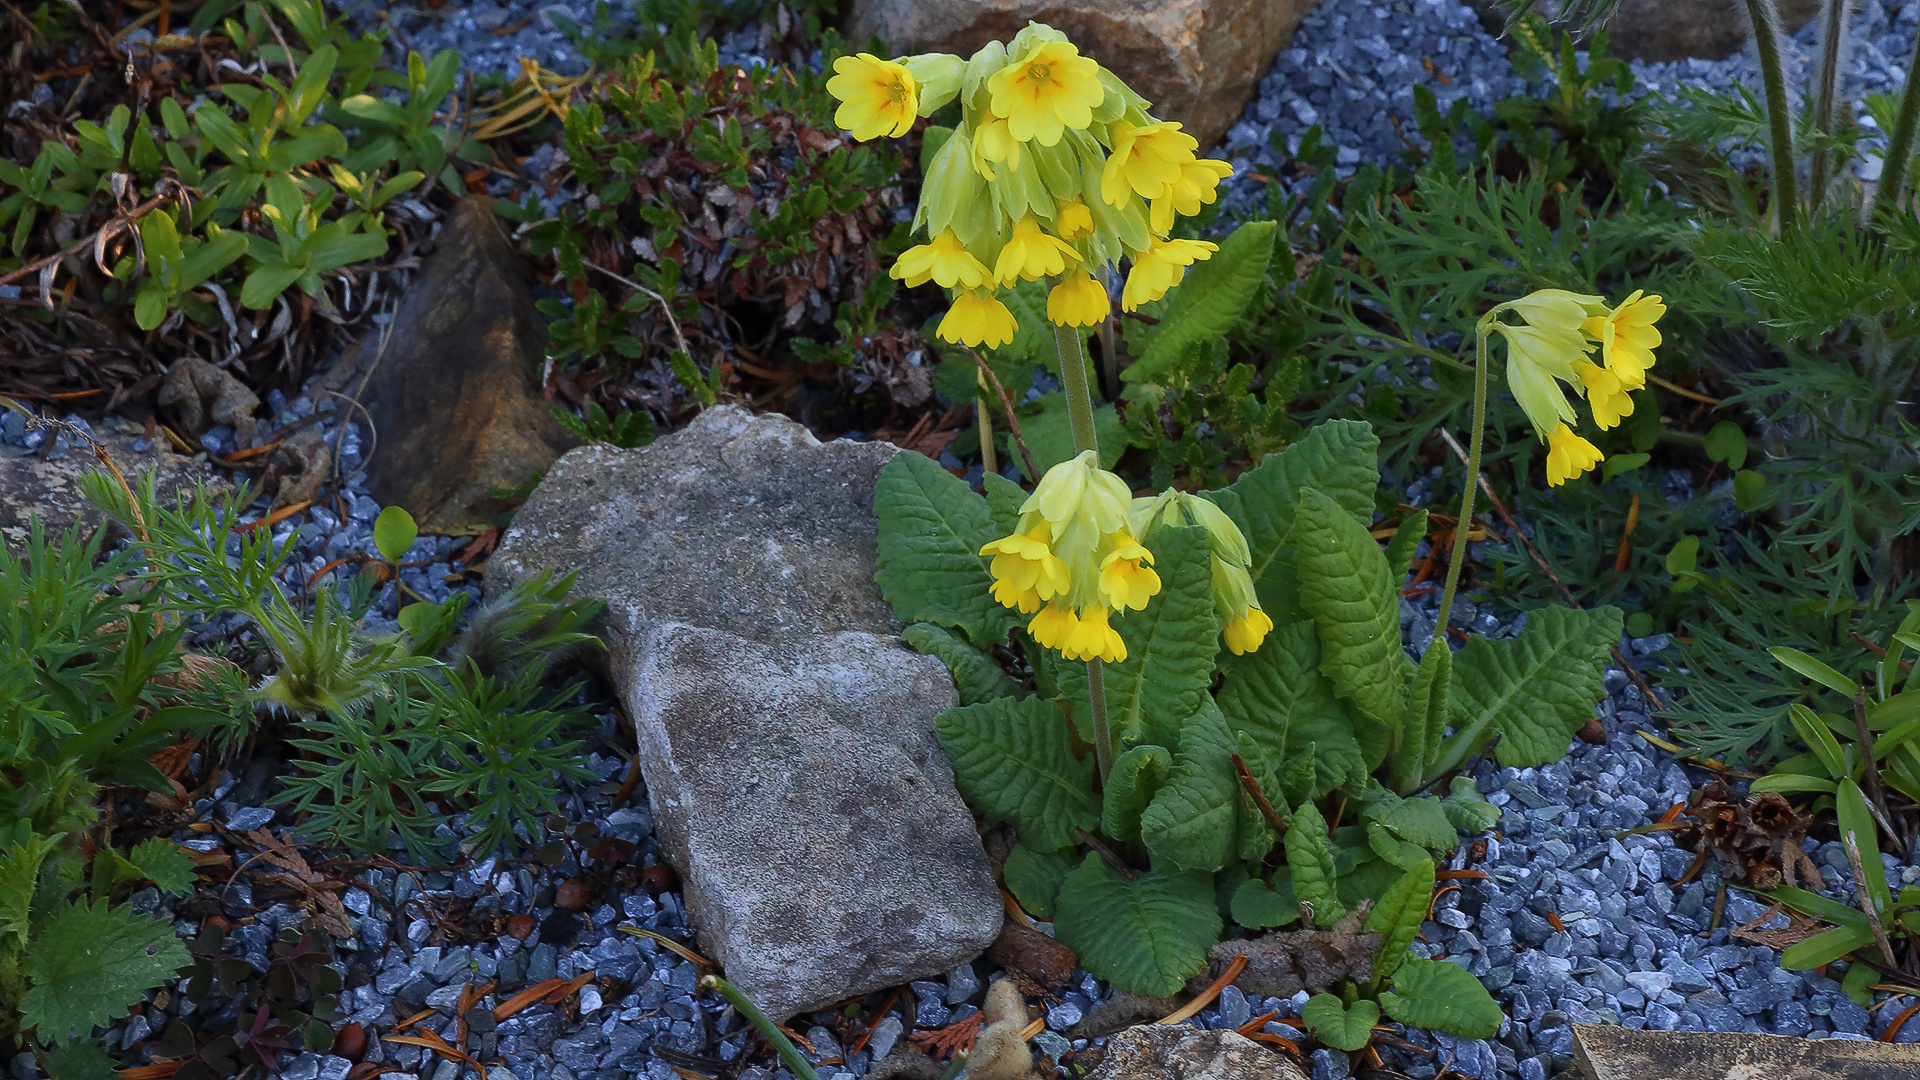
1366 822 1432 870
1234 730 1282 861
1230 876 1301 929
1052 856 1220 996
1103 744 1173 843
1002 842 1077 921
934 696 1097 853
982 471 1026 537
22 899 190 1043
1302 993 1378 1052
1446 606 1623 768
1380 956 1503 1038
1203 419 1379 619
1296 488 1405 727
1285 800 1344 927
1015 393 1124 480
41 1039 116 1080
1391 642 1452 793
1141 703 1241 871
1364 795 1458 852
903 623 1021 705
874 451 1017 647
1385 509 1429 586
1126 220 1277 383
1218 620 1363 801
1059 525 1217 748
1367 857 1435 981
1441 776 1501 834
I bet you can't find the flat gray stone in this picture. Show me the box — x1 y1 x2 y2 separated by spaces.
1572 1023 1920 1080
1085 1025 1308 1080
490 406 1001 1021
1 429 220 552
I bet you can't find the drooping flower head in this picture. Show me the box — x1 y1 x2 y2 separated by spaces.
1545 425 1604 486
1572 360 1634 430
986 38 1105 145
1123 237 1217 311
891 228 992 290
1102 121 1199 206
995 215 1080 286
1581 289 1664 389
981 451 1159 662
826 54 918 140
1129 489 1271 655
1047 270 1109 327
938 290 1018 348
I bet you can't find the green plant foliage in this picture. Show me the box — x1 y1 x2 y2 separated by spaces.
874 452 1017 648
936 696 1099 853
1230 876 1300 929
1002 844 1075 921
902 624 1022 705
1441 606 1624 770
1102 745 1173 842
373 506 419 565
1051 857 1220 997
1296 488 1407 726
20 899 191 1045
1125 220 1279 383
554 402 658 449
1302 994 1379 1052
1378 956 1503 1038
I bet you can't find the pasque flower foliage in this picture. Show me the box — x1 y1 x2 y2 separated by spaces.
828 23 1233 345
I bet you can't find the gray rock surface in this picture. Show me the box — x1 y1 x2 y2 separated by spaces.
1086 1025 1310 1080
0 420 220 552
1571 1022 1920 1079
490 406 1002 1021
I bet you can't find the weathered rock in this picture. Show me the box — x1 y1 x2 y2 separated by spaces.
1571 1023 1920 1080
1464 0 1819 62
157 356 260 444
359 195 577 534
1084 1026 1308 1080
489 406 1002 1021
1 428 221 552
849 0 1316 149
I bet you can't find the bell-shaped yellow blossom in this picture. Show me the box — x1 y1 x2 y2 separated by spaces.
1047 270 1109 327
1055 199 1095 240
826 54 918 140
982 450 1155 662
902 53 964 115
1101 120 1199 205
969 118 1022 180
938 289 1018 348
890 228 992 290
994 215 1079 285
1122 237 1217 310
1572 359 1634 430
1580 289 1664 389
1129 489 1270 655
1149 158 1234 234
986 39 1105 146
1492 321 1587 438
1545 424 1604 486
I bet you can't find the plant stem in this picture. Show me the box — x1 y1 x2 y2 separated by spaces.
1807 0 1854 213
975 369 998 478
1431 322 1490 653
1742 0 1799 232
698 976 821 1080
1874 24 1920 221
1050 305 1114 786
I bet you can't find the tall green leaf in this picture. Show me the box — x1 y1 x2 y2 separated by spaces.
873 452 1017 647
1285 800 1345 927
1103 744 1173 843
934 696 1097 852
1125 220 1278 383
1217 619 1364 800
1140 703 1241 870
903 623 1022 705
1380 956 1503 1038
1203 419 1379 618
1440 606 1624 770
1296 488 1405 727
1385 509 1429 585
1052 856 1220 996
1837 778 1892 918
1391 641 1452 793
1366 857 1435 981
1058 525 1217 746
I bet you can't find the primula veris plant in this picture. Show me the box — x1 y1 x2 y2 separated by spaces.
827 23 1233 345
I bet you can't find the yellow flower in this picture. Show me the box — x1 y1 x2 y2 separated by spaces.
969 117 1022 180
938 289 1018 348
994 215 1079 286
1101 120 1198 206
981 450 1155 662
1223 607 1275 656
1572 359 1634 430
1149 158 1234 234
1492 321 1588 439
826 53 918 140
1122 237 1216 310
1055 199 1095 240
891 228 992 290
1581 289 1664 389
1506 288 1604 334
986 39 1106 146
1545 424 1603 486
1046 270 1108 327
1128 489 1270 655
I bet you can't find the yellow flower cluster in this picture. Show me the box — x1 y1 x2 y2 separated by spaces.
1130 490 1273 655
826 24 1232 348
1492 288 1666 486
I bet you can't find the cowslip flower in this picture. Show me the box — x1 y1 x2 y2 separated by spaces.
1122 237 1217 310
1546 425 1604 486
1047 269 1109 327
986 38 1105 145
891 228 992 290
826 54 917 140
970 118 1022 180
1572 360 1634 429
1129 489 1271 655
982 451 1158 662
1149 158 1234 233
938 290 1018 348
1055 199 1094 241
1102 120 1198 205
994 216 1079 285
1581 289 1664 389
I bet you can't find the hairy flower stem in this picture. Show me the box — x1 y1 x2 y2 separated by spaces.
1873 29 1920 220
1743 0 1799 232
1432 322 1492 653
1807 0 1854 212
976 369 998 477
1053 315 1114 786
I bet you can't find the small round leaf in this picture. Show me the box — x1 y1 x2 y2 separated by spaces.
372 506 417 564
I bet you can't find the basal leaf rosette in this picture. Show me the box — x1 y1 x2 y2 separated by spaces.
828 23 1233 346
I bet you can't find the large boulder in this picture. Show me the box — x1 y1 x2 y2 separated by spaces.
1085 1025 1309 1080
1465 0 1819 62
359 195 577 534
849 0 1318 149
488 406 1002 1021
